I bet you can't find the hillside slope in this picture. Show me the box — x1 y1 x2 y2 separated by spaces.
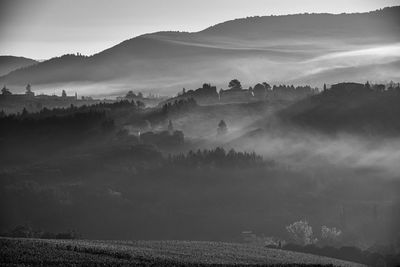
0 238 364 266
278 82 400 135
0 7 399 95
0 56 38 76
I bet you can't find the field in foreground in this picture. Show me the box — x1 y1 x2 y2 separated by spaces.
0 238 364 266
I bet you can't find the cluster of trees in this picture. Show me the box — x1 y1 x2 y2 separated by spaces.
161 98 197 114
386 81 400 92
272 84 315 94
179 83 219 99
167 147 265 169
286 220 318 246
177 79 400 102
86 100 145 110
251 82 271 98
0 100 143 119
0 106 115 140
286 220 342 247
228 79 242 90
323 81 400 96
140 130 184 147
173 79 316 104
278 219 399 266
143 98 197 125
125 90 144 99
281 82 400 135
1 85 12 96
281 243 399 266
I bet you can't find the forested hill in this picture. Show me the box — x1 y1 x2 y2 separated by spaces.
279 82 400 135
198 6 400 43
0 56 38 76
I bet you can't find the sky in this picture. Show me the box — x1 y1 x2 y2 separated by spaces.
0 0 399 59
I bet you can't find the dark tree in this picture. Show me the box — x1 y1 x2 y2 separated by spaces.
168 119 174 133
25 84 34 97
365 81 371 90
62 90 67 97
172 130 184 144
373 84 385 92
1 86 11 95
217 120 228 136
253 83 266 98
136 100 145 108
262 82 271 90
228 79 242 90
202 83 212 89
126 90 136 98
21 108 28 116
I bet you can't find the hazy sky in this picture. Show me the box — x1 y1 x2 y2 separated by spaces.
1 0 399 59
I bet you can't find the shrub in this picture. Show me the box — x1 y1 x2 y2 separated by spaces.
286 220 317 246
320 225 342 246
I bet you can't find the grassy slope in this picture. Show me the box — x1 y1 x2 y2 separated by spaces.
0 238 364 266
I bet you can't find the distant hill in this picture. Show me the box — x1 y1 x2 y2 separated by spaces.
0 238 363 267
279 82 400 135
199 7 400 43
0 7 399 95
0 56 38 77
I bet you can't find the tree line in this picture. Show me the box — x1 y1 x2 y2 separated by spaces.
0 103 122 139
166 147 267 169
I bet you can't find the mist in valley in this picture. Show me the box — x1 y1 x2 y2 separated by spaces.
1 3 400 267
1 89 399 249
1 7 400 97
4 41 400 98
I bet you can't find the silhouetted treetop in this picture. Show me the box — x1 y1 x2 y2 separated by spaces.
217 120 228 136
228 79 242 90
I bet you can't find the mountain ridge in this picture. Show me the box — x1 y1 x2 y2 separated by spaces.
0 56 38 77
1 6 399 95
